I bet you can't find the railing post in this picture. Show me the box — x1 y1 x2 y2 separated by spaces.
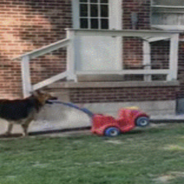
21 56 32 98
143 40 151 81
167 34 179 81
66 29 77 82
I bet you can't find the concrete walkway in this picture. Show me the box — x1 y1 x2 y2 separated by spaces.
0 103 92 135
151 114 184 123
0 102 184 137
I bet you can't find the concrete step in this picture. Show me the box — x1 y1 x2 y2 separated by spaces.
150 114 184 123
77 74 125 82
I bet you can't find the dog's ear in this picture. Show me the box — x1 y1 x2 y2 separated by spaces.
29 91 35 96
36 90 42 95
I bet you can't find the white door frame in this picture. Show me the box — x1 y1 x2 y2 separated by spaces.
109 0 122 30
72 0 123 71
72 0 80 29
109 0 123 70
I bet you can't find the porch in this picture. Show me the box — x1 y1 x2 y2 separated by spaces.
13 29 180 98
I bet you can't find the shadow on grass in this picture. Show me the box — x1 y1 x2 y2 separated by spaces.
0 124 179 140
125 129 145 135
124 127 164 135
0 127 92 139
0 133 22 138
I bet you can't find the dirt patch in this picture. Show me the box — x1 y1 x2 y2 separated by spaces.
39 129 92 137
153 172 184 183
0 128 92 139
105 140 122 144
154 175 174 183
163 145 184 151
149 123 167 128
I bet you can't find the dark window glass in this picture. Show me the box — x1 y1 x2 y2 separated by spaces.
100 5 108 17
91 19 99 29
101 19 109 29
80 4 88 17
90 0 98 3
100 0 108 3
90 5 98 17
80 0 88 2
80 18 88 28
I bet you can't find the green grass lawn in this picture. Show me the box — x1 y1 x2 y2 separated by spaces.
1 124 184 184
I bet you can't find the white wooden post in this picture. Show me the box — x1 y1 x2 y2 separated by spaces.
167 34 179 81
66 29 77 81
21 56 32 98
143 40 151 81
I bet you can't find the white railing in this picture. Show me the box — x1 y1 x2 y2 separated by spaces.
13 28 180 98
13 38 70 60
70 28 179 81
13 32 75 97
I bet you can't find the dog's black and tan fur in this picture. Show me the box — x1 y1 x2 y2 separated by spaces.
0 91 57 136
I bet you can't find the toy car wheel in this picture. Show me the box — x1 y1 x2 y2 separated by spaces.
136 116 149 127
105 127 120 137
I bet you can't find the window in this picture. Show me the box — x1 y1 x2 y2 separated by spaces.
151 0 184 30
79 0 109 29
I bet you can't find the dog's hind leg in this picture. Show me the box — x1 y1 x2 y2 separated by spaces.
5 122 13 135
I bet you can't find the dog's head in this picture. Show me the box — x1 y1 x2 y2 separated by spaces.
32 90 57 105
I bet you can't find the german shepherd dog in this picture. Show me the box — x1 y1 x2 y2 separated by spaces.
0 90 57 137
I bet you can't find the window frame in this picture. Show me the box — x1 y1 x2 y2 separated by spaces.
151 0 184 31
72 0 122 30
75 0 110 29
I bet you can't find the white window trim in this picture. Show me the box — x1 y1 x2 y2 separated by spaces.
72 0 80 29
151 25 184 31
109 0 122 30
152 5 184 9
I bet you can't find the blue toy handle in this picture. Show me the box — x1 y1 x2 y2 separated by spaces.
47 100 94 117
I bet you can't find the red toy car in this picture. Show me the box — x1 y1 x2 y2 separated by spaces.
91 108 149 137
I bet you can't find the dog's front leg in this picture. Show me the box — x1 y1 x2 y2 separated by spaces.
21 119 33 137
5 122 13 136
21 123 29 137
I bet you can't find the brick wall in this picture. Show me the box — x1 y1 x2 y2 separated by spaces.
0 0 181 105
150 41 170 81
123 0 151 76
123 0 150 30
123 38 143 69
70 86 178 103
151 41 170 70
0 0 72 99
178 40 184 97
